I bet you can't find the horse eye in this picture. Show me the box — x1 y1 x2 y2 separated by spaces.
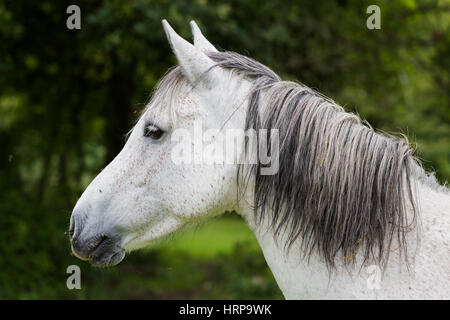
144 124 164 140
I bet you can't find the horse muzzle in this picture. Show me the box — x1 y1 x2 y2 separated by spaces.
69 211 125 267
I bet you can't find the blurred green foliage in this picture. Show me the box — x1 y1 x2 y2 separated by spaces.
0 0 448 299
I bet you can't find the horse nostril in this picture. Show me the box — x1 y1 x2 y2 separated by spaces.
69 211 86 244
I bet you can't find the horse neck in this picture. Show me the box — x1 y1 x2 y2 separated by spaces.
233 82 450 298
233 85 320 297
236 170 450 299
237 191 323 299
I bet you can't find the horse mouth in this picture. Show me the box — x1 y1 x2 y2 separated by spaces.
71 234 126 267
89 247 126 267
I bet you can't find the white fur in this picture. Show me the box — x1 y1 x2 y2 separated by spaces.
240 181 450 299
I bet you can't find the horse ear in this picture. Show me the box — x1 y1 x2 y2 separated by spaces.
190 21 218 53
162 19 221 87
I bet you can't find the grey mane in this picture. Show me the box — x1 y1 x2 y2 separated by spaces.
147 50 448 270
208 51 422 270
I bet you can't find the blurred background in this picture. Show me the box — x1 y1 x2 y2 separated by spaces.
0 0 449 299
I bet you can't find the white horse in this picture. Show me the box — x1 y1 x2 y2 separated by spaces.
70 20 450 299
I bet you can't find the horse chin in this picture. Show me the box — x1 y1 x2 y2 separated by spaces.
89 248 126 268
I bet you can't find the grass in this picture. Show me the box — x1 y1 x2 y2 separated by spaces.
155 214 261 260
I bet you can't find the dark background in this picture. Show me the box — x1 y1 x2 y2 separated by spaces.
0 0 449 299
